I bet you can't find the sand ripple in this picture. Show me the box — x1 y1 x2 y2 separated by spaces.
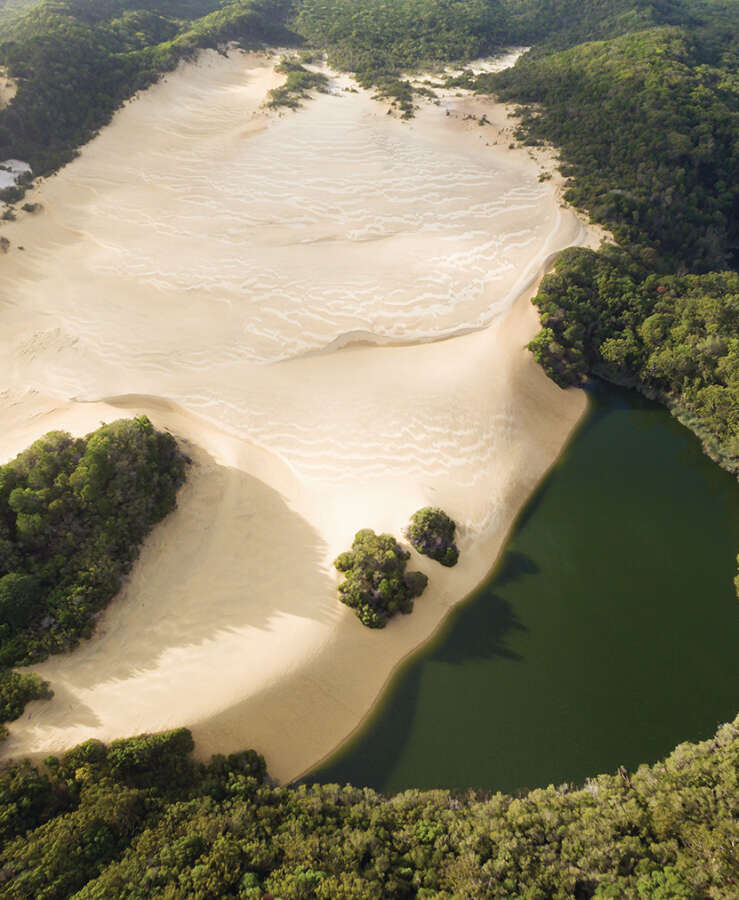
0 50 599 777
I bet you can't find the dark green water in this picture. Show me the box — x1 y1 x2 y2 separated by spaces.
307 381 739 794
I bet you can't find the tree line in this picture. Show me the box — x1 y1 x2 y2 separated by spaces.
0 715 736 897
0 417 186 735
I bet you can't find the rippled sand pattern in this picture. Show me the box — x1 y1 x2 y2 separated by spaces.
0 51 597 777
52 85 552 362
4 52 579 488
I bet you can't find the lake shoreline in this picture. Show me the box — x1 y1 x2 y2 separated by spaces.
1 48 602 781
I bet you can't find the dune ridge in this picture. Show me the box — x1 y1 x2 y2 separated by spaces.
0 49 602 780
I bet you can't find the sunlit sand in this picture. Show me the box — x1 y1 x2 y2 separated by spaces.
0 50 602 780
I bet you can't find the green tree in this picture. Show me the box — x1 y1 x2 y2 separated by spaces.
334 529 427 627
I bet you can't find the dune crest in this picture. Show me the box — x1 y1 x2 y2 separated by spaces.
0 49 600 780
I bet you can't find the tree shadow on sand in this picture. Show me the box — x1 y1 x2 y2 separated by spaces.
6 444 338 748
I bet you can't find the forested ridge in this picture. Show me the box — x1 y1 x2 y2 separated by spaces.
0 716 736 898
476 5 739 474
0 0 297 173
0 417 186 735
1 3 738 895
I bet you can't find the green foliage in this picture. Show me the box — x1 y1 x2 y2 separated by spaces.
295 0 508 117
0 0 42 27
0 416 186 728
0 573 44 631
106 728 195 787
296 0 507 74
0 716 736 897
0 0 297 174
528 246 739 472
468 6 739 479
407 506 459 566
485 26 738 271
500 0 696 50
267 57 328 108
0 415 187 667
334 528 428 628
0 669 51 725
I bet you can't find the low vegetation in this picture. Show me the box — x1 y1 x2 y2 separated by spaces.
0 416 186 730
407 507 459 567
267 57 328 109
334 529 427 628
0 715 736 897
0 670 51 740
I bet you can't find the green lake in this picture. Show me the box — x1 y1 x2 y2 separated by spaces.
307 381 739 794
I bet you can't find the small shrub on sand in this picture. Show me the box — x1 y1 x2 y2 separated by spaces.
334 529 427 628
407 506 459 566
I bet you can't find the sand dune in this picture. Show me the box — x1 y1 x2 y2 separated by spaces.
0 49 601 780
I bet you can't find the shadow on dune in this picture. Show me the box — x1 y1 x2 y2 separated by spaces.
9 444 337 747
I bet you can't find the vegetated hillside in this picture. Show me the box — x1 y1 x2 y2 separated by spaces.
0 716 736 898
0 0 41 26
479 10 739 474
529 249 739 472
0 417 186 734
296 0 507 74
294 0 510 116
0 0 297 173
489 27 738 271
500 0 699 49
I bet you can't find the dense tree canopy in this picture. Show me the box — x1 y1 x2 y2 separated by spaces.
474 6 739 475
296 0 507 74
0 416 186 730
0 716 736 897
486 27 738 271
406 507 459 567
527 247 739 471
334 529 428 628
0 0 297 173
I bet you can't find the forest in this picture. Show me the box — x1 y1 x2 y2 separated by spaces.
527 248 738 472
477 10 738 473
0 0 296 172
0 417 186 735
0 715 736 897
0 0 737 895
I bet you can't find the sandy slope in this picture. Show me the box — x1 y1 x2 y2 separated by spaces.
0 50 601 780
0 68 16 110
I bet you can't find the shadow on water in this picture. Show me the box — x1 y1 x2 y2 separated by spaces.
305 380 739 795
307 587 528 790
424 549 541 668
430 592 526 666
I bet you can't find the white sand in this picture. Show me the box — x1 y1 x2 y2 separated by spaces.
0 158 31 192
0 50 602 780
0 68 17 111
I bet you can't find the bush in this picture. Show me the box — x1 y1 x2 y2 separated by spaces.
407 507 459 566
0 669 52 724
1 717 738 898
334 529 428 628
0 416 187 728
